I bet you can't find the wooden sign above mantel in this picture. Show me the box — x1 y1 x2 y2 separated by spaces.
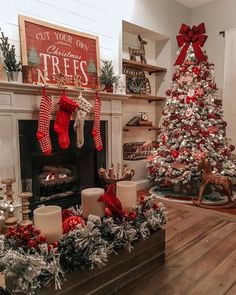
19 15 100 89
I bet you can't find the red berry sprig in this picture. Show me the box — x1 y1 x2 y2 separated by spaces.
5 224 47 252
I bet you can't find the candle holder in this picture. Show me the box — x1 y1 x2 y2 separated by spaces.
4 203 17 229
0 165 16 204
19 178 33 226
1 178 15 204
19 192 32 226
1 176 18 230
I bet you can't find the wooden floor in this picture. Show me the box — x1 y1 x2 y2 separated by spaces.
118 200 236 295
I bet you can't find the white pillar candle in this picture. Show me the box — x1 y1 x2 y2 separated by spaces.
116 181 137 211
34 205 63 243
81 187 105 218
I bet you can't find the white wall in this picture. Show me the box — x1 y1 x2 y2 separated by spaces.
0 0 189 184
190 0 236 98
0 0 190 74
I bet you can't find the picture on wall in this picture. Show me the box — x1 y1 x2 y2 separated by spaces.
19 15 100 88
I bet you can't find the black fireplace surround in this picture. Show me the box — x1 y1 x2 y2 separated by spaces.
18 120 106 210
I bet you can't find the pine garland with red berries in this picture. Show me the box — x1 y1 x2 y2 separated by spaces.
0 195 167 295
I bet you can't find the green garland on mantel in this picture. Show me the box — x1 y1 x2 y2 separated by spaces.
0 195 167 295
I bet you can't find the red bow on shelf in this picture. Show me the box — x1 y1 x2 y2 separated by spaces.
174 23 208 65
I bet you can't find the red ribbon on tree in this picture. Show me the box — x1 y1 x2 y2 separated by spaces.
174 23 208 65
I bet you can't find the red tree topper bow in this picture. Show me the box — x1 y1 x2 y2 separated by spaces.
174 23 208 65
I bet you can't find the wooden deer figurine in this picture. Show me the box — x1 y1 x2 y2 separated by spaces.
129 34 147 64
196 159 233 207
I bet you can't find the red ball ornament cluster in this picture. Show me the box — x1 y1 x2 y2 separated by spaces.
123 210 137 221
5 224 47 250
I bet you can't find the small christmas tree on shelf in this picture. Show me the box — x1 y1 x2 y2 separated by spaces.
147 23 236 192
99 60 118 92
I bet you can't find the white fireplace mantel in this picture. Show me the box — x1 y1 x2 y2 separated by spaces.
0 81 128 195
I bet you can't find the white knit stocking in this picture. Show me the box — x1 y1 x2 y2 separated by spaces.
74 92 92 149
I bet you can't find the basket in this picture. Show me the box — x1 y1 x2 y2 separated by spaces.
98 168 135 185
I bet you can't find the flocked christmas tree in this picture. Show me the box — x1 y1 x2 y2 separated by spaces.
147 23 236 191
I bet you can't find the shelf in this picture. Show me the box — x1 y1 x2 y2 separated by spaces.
123 126 160 132
128 94 166 103
122 59 167 75
0 81 131 101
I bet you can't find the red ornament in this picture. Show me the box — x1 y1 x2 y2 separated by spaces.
198 101 204 108
153 203 159 210
28 240 37 248
63 216 85 234
201 130 209 138
52 241 59 248
171 150 179 158
62 209 75 222
39 235 47 243
166 89 172 96
230 144 235 151
208 126 218 134
161 133 167 144
48 244 53 252
192 67 201 75
207 113 216 119
129 211 137 220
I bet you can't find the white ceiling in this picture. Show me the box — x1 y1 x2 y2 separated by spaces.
176 0 217 8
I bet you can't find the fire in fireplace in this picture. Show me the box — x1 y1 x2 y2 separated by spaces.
18 120 106 209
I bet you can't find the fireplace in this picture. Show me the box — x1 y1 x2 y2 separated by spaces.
18 120 107 209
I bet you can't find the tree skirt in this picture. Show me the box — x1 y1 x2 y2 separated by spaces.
149 186 234 205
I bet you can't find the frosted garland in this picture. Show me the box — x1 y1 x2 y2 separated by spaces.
0 195 167 295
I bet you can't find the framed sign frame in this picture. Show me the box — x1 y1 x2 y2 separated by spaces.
19 15 100 88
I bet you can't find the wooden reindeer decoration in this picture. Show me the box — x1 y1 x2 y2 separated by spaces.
194 159 234 208
129 34 147 64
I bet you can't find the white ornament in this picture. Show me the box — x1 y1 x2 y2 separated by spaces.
185 108 193 117
188 89 195 97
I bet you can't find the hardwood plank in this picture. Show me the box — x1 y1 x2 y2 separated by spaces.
165 210 195 227
159 199 236 223
165 208 185 220
188 248 236 295
117 219 235 295
166 216 222 255
224 282 236 295
165 212 205 239
157 226 236 295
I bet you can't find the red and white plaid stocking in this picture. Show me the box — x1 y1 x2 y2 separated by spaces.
36 88 52 156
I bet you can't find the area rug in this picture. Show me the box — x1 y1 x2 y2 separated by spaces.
149 186 236 206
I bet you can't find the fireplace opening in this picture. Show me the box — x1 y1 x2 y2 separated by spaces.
18 120 107 209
